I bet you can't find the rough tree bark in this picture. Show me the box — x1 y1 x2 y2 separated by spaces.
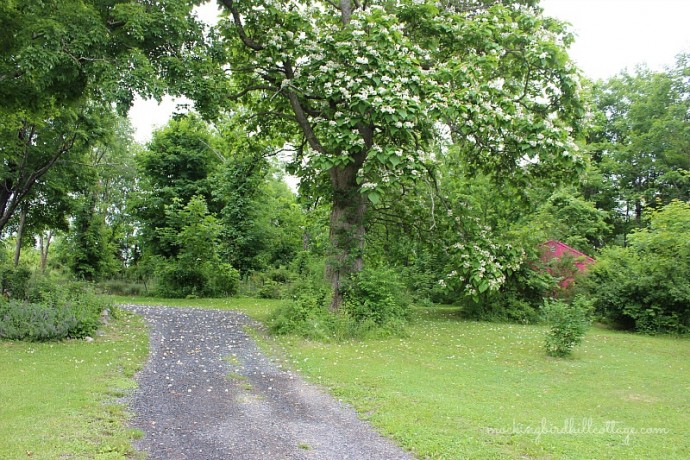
13 207 27 267
327 147 369 311
39 230 53 273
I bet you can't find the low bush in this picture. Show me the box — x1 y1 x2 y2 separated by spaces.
96 279 149 297
257 279 284 299
268 288 334 340
155 262 239 298
268 266 410 340
239 266 294 299
0 279 111 341
343 267 411 329
0 265 32 299
209 263 241 297
542 296 592 357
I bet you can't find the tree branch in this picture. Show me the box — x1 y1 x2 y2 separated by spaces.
245 111 294 122
228 84 279 101
0 131 78 233
279 60 326 153
287 91 325 154
219 0 265 51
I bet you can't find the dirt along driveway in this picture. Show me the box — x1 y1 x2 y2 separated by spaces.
121 304 412 460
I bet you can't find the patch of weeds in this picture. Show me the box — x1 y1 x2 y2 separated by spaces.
226 371 248 382
225 354 240 366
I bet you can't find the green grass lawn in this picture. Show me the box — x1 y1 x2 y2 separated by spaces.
281 308 690 459
0 310 148 460
113 297 690 459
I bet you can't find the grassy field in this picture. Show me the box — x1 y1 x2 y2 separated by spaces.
0 310 148 460
110 297 690 459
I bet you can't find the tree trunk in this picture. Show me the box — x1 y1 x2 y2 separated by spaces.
327 150 368 311
13 207 27 267
327 184 367 312
39 230 53 273
340 0 353 25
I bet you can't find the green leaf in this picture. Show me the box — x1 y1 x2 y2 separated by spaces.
368 191 381 205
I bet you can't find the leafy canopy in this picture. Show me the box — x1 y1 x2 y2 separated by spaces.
207 1 585 201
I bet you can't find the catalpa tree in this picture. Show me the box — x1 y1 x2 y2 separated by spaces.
200 0 585 310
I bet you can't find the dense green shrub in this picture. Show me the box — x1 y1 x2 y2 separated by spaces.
461 263 556 324
257 279 283 299
587 201 690 333
268 288 334 340
210 263 241 297
398 251 456 305
0 265 32 299
0 280 111 341
268 255 330 338
343 267 411 328
268 266 410 340
149 196 242 298
97 279 148 297
155 264 204 298
542 296 592 357
239 266 294 299
155 262 239 298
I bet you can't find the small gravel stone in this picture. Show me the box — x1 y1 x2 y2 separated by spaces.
121 304 413 459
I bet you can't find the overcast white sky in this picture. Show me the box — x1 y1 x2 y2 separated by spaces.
541 0 690 80
129 0 690 143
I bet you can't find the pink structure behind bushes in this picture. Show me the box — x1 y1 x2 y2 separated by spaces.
540 240 596 288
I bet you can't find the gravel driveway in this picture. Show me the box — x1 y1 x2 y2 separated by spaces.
121 304 412 460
